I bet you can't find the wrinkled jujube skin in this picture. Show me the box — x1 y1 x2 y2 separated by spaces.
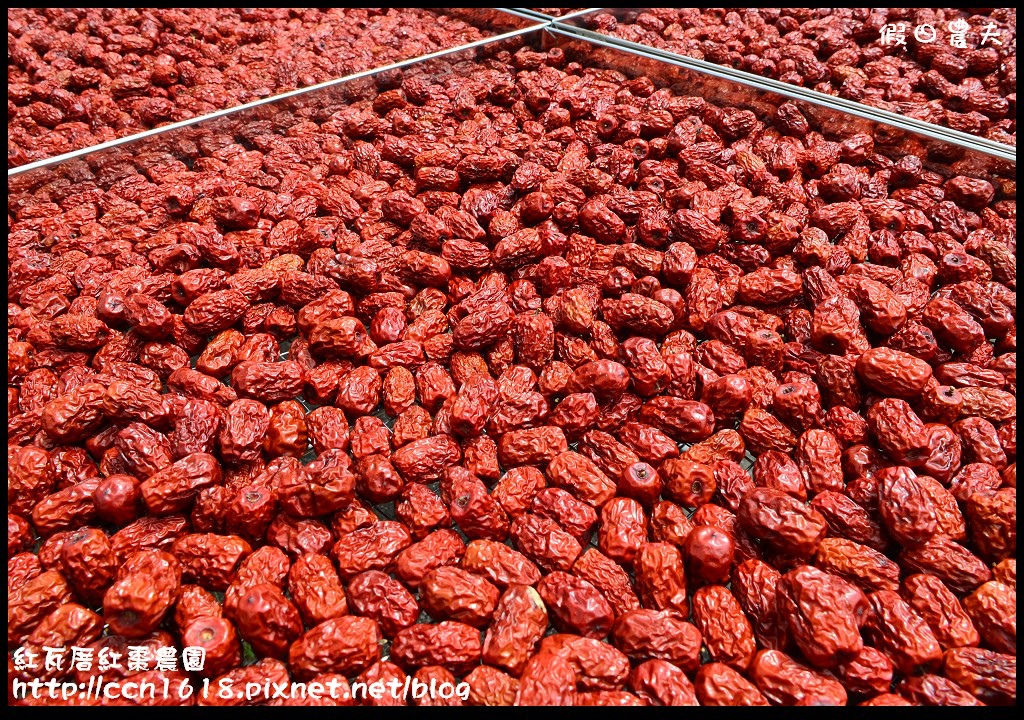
776 565 866 668
6 22 1017 707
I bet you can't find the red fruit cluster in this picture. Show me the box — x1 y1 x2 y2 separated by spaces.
7 8 494 167
8 35 1016 707
584 8 1016 143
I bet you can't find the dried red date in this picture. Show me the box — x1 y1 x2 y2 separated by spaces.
5 29 1016 702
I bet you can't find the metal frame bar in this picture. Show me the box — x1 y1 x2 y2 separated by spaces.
551 9 1015 162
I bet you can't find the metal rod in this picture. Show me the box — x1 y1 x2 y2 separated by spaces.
8 22 547 177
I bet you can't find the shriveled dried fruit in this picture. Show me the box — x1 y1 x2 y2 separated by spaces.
5 25 1016 706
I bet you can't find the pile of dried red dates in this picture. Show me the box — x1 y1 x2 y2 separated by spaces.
586 8 1016 143
7 38 1016 707
7 8 489 167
